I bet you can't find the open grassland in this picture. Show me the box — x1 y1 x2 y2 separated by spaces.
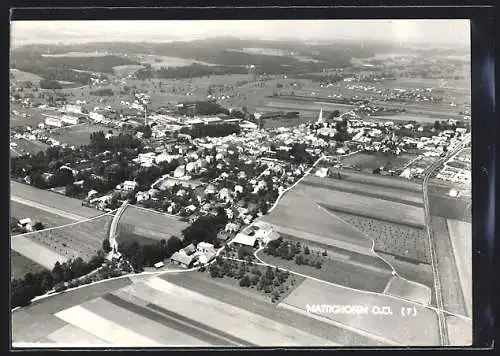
162 271 379 346
49 123 112 147
383 276 432 305
281 278 440 346
257 250 392 293
446 316 473 346
11 181 101 219
293 183 426 228
330 210 430 264
431 217 467 317
119 205 188 242
10 200 74 228
446 220 472 317
11 250 47 281
117 276 338 346
303 175 423 207
263 190 372 249
336 152 417 174
26 214 112 262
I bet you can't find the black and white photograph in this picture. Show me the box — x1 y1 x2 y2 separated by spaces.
10 19 472 347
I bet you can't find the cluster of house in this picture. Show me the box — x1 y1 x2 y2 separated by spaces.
169 241 218 268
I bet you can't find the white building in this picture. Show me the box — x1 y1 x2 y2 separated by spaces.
60 115 79 125
89 112 105 122
44 117 62 128
65 104 82 114
197 242 215 254
173 165 186 178
122 180 138 192
315 167 329 178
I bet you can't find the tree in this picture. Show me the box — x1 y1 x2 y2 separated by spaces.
373 167 381 174
304 246 310 255
434 120 441 131
33 222 45 231
295 254 303 265
102 238 112 253
239 275 251 287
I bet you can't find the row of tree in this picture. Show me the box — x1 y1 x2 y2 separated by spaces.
11 252 106 308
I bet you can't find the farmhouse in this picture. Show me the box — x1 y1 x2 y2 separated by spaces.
197 242 215 254
170 250 195 268
17 218 34 232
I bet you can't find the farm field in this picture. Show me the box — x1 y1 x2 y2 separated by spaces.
266 224 373 256
383 276 432 305
377 252 434 291
446 316 472 346
429 194 471 223
10 68 43 82
11 180 101 219
330 210 430 264
112 64 145 77
10 138 50 156
274 230 392 271
281 278 440 346
26 214 112 262
10 200 74 228
11 250 47 281
446 220 472 317
117 276 339 346
293 183 426 228
262 190 372 249
335 152 417 174
431 217 467 317
135 54 215 68
337 169 423 192
257 250 392 293
264 100 357 112
303 175 423 207
12 277 134 343
162 272 380 346
10 105 55 128
11 234 67 270
365 114 447 123
118 205 189 242
49 123 112 147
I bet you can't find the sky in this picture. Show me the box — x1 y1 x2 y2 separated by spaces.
11 20 470 47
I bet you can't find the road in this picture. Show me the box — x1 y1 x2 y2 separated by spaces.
422 134 471 346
